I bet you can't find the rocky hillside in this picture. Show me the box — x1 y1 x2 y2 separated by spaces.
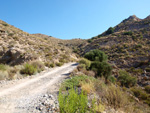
32 34 87 55
79 15 150 86
0 20 77 66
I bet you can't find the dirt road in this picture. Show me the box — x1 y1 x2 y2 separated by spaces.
0 62 78 113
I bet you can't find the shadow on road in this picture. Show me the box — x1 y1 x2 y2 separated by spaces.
62 73 71 77
71 63 78 66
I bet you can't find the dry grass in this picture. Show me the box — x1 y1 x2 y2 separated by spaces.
0 71 8 80
0 64 24 80
8 68 18 79
95 101 105 113
80 81 95 94
103 85 128 109
30 61 45 72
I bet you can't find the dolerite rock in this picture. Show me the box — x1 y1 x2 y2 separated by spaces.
0 47 24 65
35 93 59 113
0 46 4 56
43 94 48 97
10 48 20 58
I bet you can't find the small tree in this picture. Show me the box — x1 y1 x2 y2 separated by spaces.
90 61 112 79
118 70 137 87
79 58 91 70
123 31 133 36
106 27 114 35
84 49 108 62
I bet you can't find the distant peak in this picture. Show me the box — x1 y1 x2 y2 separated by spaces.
122 15 141 23
145 15 150 20
127 15 140 21
130 15 137 18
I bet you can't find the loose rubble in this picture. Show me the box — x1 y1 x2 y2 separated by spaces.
15 93 59 113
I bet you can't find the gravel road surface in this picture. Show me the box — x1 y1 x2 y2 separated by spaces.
0 62 78 113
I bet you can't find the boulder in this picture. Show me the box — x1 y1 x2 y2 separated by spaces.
0 47 25 65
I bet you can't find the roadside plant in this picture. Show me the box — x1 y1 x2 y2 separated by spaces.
49 63 55 68
56 62 63 67
0 71 8 80
79 58 91 70
58 88 88 113
31 61 45 72
0 64 9 71
20 63 37 75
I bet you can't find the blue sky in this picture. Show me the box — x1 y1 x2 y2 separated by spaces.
0 0 150 39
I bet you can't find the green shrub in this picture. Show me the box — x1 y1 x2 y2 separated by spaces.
45 62 55 68
106 27 115 35
13 36 19 40
58 88 89 113
79 58 91 70
132 35 137 40
61 75 94 90
73 48 79 53
90 61 112 79
56 62 63 66
131 87 143 97
84 49 108 62
88 39 93 43
135 44 142 48
31 61 45 72
131 87 149 100
97 34 102 38
49 63 55 68
44 62 49 67
77 64 86 71
0 64 8 71
145 85 150 93
118 70 137 87
108 75 116 83
123 31 133 36
145 97 150 106
59 59 66 63
8 33 14 36
20 63 37 75
145 67 150 72
2 23 8 26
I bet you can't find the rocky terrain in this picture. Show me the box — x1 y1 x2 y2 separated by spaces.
0 20 77 66
78 15 150 86
63 15 150 112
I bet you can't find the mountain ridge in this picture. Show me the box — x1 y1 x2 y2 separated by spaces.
0 19 77 66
